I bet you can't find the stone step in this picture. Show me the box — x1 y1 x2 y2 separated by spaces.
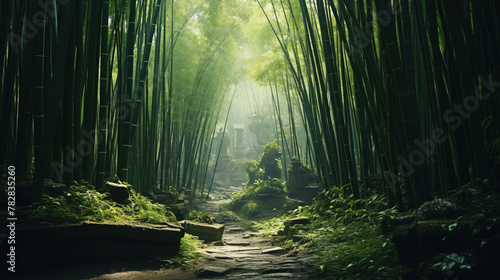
261 247 285 254
224 240 251 246
179 220 224 242
12 222 184 271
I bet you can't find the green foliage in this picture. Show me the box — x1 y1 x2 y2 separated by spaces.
312 184 395 225
310 222 406 279
23 185 176 225
423 252 474 280
161 234 205 267
253 182 405 279
253 214 294 237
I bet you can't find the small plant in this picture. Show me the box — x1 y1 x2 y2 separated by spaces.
423 252 474 280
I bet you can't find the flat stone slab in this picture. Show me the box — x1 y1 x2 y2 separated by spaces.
261 247 285 254
212 240 225 246
180 220 224 242
196 266 230 277
259 272 297 278
213 254 235 259
206 246 262 253
298 256 320 265
262 267 296 274
225 240 251 246
226 227 244 232
284 217 310 226
214 253 259 259
13 222 184 271
227 272 260 278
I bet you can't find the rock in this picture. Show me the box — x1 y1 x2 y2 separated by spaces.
167 203 189 220
416 198 463 220
213 240 225 246
392 224 419 267
206 246 261 253
287 159 319 193
284 217 310 238
225 240 251 246
261 267 295 274
236 261 272 271
13 222 183 271
227 272 260 278
196 266 230 277
284 217 310 226
262 247 285 254
153 191 178 204
259 272 296 278
180 220 224 242
292 235 307 243
43 179 67 197
392 215 416 226
392 220 472 268
104 181 129 202
226 226 244 232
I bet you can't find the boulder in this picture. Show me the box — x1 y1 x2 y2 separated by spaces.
416 198 463 220
104 181 129 202
392 220 472 267
284 217 310 238
10 222 184 272
287 159 319 193
180 220 224 242
284 217 310 226
167 202 189 220
153 191 178 204
43 179 67 197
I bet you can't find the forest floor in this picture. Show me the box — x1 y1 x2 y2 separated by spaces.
30 198 320 280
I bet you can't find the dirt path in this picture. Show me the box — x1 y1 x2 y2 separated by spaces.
29 199 320 280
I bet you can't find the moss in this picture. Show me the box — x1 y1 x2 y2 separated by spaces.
258 140 282 179
159 234 205 267
223 178 293 219
189 210 215 224
241 200 259 218
19 184 177 225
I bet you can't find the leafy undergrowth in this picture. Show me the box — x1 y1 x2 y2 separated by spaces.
159 234 205 267
254 185 408 280
19 184 176 225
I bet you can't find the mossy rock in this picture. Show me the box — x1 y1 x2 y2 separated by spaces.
416 198 463 221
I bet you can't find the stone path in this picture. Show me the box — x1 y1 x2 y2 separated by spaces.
28 199 320 280
192 200 320 279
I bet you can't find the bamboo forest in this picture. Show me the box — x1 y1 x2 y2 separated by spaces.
1 0 500 279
